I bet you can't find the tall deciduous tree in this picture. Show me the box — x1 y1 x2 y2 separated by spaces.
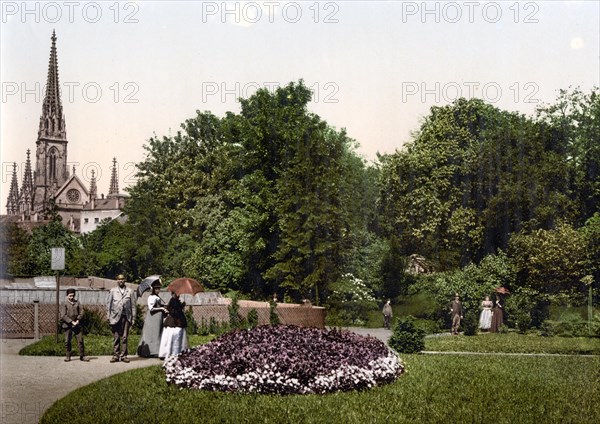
536 87 600 223
125 81 372 303
378 97 575 269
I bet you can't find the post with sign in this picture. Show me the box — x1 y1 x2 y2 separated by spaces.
51 247 65 343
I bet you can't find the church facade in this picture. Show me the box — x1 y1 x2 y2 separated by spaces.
4 31 128 233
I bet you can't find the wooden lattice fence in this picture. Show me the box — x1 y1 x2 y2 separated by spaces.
0 302 326 338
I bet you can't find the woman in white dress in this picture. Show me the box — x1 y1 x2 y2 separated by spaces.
479 296 493 331
137 283 168 357
159 291 188 359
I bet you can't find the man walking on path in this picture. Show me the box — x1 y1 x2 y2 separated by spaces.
106 274 136 363
450 294 463 335
382 299 393 329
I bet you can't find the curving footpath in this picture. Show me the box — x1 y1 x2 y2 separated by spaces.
0 339 161 424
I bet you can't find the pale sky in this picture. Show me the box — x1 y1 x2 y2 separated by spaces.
1 1 599 214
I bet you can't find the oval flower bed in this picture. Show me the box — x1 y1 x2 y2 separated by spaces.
163 325 404 394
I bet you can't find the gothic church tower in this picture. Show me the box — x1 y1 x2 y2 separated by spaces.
33 30 69 213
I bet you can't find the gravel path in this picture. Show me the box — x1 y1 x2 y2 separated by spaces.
0 339 161 424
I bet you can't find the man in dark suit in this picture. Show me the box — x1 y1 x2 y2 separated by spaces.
450 294 463 335
61 288 89 362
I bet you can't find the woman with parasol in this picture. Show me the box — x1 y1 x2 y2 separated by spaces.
137 279 168 357
490 287 509 333
159 278 201 358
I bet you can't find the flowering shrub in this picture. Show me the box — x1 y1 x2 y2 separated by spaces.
163 325 404 394
327 273 378 325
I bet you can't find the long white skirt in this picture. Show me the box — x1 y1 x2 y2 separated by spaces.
479 309 492 330
158 327 188 358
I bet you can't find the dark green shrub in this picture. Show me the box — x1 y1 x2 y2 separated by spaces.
397 292 439 320
247 309 259 328
463 309 479 336
325 309 360 327
505 287 550 332
209 317 222 335
81 308 111 336
540 313 589 337
228 295 244 329
185 308 198 336
413 318 442 335
198 317 209 336
269 300 281 326
198 316 229 336
590 313 600 337
132 304 144 335
389 316 425 354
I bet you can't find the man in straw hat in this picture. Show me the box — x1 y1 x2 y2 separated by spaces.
106 274 136 363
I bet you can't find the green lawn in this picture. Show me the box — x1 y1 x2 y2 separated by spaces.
41 354 600 424
19 334 214 356
424 332 600 355
23 332 600 356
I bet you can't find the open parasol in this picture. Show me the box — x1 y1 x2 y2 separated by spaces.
167 277 204 296
495 286 510 295
137 275 161 297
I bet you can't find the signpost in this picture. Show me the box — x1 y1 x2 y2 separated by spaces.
51 247 65 343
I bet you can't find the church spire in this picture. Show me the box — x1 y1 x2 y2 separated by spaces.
38 30 66 139
108 158 119 197
19 149 34 214
33 31 69 213
6 163 20 215
21 149 34 195
89 169 97 200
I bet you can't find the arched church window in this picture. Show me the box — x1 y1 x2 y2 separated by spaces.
49 149 57 180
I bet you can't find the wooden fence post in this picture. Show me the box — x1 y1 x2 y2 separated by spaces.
33 300 40 341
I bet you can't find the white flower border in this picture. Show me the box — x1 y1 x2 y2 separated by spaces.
164 348 404 394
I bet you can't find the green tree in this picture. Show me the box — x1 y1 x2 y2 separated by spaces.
378 98 575 269
536 87 600 222
380 235 409 299
125 80 372 304
80 219 136 278
26 220 81 275
255 83 352 304
580 213 600 283
1 223 33 276
508 222 588 293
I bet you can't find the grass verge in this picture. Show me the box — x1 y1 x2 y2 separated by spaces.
19 334 214 356
424 332 600 355
41 354 600 423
